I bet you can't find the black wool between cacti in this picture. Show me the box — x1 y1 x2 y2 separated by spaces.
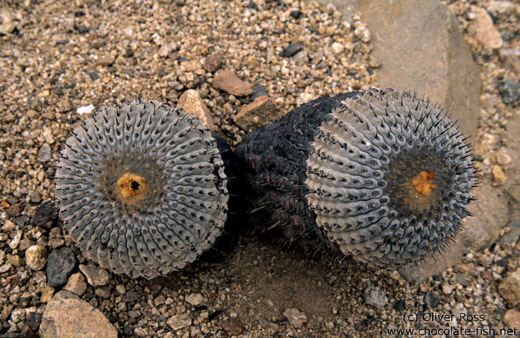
235 88 475 266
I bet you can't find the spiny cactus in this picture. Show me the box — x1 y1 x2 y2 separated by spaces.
236 89 475 265
56 101 228 279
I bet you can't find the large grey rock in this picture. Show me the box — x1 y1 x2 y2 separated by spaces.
318 0 481 141
39 291 117 338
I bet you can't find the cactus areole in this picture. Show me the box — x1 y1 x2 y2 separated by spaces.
56 101 228 279
236 89 475 266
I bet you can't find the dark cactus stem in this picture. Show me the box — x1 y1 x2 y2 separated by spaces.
235 88 475 266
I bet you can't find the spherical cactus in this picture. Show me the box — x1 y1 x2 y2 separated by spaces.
236 89 475 266
56 101 228 279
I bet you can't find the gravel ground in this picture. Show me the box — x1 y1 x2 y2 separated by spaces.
0 0 519 337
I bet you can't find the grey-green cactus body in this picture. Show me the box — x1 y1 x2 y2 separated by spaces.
236 89 474 265
56 101 228 279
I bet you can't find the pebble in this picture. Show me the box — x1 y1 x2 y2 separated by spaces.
76 104 95 115
496 148 512 166
470 8 503 49
46 247 77 288
25 245 47 270
63 272 87 296
203 51 223 72
251 83 268 100
492 165 506 186
280 43 303 57
498 270 520 305
31 203 57 228
185 293 204 306
363 286 388 309
213 70 253 97
233 95 282 132
96 57 114 67
498 80 520 105
283 308 307 328
331 42 345 54
424 291 440 308
178 89 215 131
28 190 42 204
499 49 520 74
9 229 22 249
503 309 520 328
0 7 16 35
40 285 55 303
39 291 118 338
79 264 110 287
37 143 51 162
167 313 192 330
222 318 244 336
115 284 126 295
442 284 454 295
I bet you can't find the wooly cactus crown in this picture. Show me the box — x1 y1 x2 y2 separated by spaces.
56 101 228 279
236 89 475 265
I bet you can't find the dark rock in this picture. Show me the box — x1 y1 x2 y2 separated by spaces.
88 71 100 81
424 292 440 308
251 83 268 100
26 312 42 332
46 247 76 288
290 10 302 19
222 318 244 336
248 0 258 10
32 203 57 228
280 43 303 57
393 300 406 311
498 80 520 105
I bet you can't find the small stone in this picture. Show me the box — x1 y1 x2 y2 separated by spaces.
41 285 55 303
203 51 223 72
115 285 126 295
9 229 22 249
442 284 454 295
39 291 118 338
6 203 21 217
185 293 204 306
499 49 520 75
96 57 114 66
283 308 307 328
290 10 302 19
393 300 405 311
7 253 22 266
213 70 253 97
492 165 506 186
26 245 47 270
280 43 303 57
32 203 57 228
499 270 520 305
470 8 503 49
503 309 520 328
233 95 282 132
95 286 111 299
251 83 268 100
0 8 16 35
26 312 42 332
487 1 517 16
222 318 244 336
63 273 87 296
363 286 388 309
28 190 42 204
159 42 177 57
331 42 345 54
178 89 214 131
79 264 110 287
167 313 192 330
424 291 440 308
497 148 512 166
46 247 76 288
76 104 95 115
498 80 520 105
37 143 51 162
